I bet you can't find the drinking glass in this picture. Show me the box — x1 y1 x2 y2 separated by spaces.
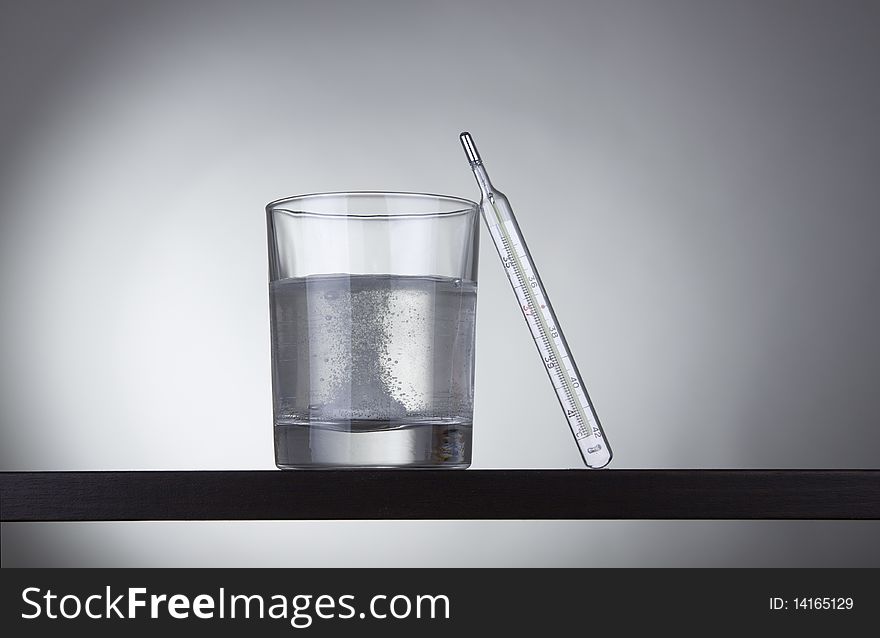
266 192 480 468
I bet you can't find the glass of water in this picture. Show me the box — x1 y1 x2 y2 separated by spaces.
266 192 480 468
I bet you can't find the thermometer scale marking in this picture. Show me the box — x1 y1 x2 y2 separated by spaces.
488 208 599 443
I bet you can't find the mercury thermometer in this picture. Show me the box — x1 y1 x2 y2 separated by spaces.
460 132 612 468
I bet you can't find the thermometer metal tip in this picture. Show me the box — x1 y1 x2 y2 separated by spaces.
459 132 482 166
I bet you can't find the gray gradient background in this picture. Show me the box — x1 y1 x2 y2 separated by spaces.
1 0 878 566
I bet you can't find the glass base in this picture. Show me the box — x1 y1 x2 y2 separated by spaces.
274 420 472 469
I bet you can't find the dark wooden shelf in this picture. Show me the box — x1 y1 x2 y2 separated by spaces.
1 470 877 521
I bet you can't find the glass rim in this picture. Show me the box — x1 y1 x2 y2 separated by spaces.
266 191 479 219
